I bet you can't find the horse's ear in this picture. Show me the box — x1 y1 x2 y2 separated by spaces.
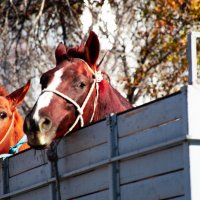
55 42 67 64
7 80 30 108
84 31 100 69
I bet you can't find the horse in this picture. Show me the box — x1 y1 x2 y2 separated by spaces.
24 31 132 149
0 81 30 154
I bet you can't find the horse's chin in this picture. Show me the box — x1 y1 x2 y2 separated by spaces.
28 143 48 150
27 130 56 150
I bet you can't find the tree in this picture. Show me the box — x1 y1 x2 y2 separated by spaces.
0 0 84 113
100 0 200 104
0 0 200 114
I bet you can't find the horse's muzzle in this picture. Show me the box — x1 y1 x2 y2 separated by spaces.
28 142 47 150
24 114 53 149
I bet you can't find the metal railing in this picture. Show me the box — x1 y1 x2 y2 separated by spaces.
187 31 200 85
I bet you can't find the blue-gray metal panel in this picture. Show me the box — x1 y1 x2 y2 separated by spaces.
76 190 109 200
2 158 9 195
118 92 184 138
9 149 47 177
10 186 52 200
60 166 108 199
119 118 183 155
120 171 185 200
9 163 51 192
169 196 186 200
57 120 109 158
0 160 3 195
120 145 184 185
58 143 108 175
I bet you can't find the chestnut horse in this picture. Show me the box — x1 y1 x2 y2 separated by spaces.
0 81 30 155
24 31 132 149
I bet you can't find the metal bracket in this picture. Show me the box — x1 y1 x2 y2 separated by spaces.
107 113 121 200
2 158 9 197
187 32 200 85
47 143 61 200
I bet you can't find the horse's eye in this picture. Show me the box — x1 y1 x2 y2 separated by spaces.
0 112 7 120
79 82 86 89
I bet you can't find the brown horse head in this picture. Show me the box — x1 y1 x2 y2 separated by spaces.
24 31 132 149
0 81 30 154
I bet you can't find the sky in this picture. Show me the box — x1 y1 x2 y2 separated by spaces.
80 0 116 50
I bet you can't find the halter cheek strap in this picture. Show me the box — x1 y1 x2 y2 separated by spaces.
0 113 28 158
0 113 15 146
41 59 103 136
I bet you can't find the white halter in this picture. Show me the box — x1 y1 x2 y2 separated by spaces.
41 59 103 136
0 113 15 145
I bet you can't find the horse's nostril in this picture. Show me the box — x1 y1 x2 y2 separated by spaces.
39 117 52 132
43 118 51 125
24 115 39 133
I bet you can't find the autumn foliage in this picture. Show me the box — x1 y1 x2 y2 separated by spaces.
0 0 200 109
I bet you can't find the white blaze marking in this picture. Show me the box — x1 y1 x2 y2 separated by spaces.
33 68 63 121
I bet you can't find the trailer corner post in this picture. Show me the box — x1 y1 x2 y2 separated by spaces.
107 114 121 200
188 32 200 85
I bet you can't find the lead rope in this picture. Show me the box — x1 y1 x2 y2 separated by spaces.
9 134 27 154
47 142 61 200
0 113 15 159
45 59 103 199
0 113 15 146
45 80 97 199
0 113 29 158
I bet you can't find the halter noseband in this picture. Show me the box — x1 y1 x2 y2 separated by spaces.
0 112 27 157
0 113 15 146
41 59 103 136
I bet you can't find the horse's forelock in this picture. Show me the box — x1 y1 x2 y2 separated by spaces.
66 46 84 60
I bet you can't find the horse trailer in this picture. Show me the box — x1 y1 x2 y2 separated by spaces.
0 32 200 200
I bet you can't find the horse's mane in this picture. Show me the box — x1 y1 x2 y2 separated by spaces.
66 45 85 60
0 86 8 96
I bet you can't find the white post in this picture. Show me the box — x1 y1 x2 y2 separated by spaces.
187 32 200 85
